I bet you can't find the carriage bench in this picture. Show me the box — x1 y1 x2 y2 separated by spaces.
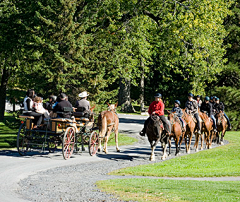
19 115 35 129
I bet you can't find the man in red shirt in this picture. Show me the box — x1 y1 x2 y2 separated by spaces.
140 93 170 136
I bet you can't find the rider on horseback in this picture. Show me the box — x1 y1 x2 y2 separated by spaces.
139 93 170 137
214 97 232 130
171 100 185 132
200 96 217 132
185 93 201 134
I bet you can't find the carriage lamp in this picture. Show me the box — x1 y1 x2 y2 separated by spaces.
21 121 24 124
58 124 61 127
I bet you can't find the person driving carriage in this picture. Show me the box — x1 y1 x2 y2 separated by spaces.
139 93 170 137
171 100 185 132
75 91 91 117
53 93 72 118
185 93 201 134
200 96 217 132
214 97 232 130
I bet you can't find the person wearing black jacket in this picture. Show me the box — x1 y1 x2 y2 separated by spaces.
214 98 232 129
185 93 201 134
23 89 43 128
200 96 217 132
53 93 73 118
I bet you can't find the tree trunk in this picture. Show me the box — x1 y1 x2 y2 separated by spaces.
118 77 135 113
140 60 145 112
0 67 10 121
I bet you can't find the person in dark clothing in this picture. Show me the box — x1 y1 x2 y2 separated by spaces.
23 89 43 128
45 95 57 110
200 96 217 132
196 95 202 108
53 93 73 118
185 93 201 134
171 100 185 131
214 97 232 130
140 93 170 137
75 91 91 117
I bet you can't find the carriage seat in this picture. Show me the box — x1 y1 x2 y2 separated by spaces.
73 107 90 119
19 115 35 119
75 117 89 122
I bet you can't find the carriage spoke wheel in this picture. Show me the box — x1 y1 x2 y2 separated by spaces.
17 122 30 156
89 131 99 156
48 137 58 153
62 127 75 160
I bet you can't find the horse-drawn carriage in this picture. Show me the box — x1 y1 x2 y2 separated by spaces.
17 107 99 159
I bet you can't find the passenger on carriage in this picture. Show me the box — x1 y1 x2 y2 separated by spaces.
74 91 91 117
196 95 202 108
33 96 50 119
200 96 217 132
23 89 43 128
53 93 73 118
214 97 232 130
171 100 185 132
185 93 201 134
44 95 57 110
139 93 170 137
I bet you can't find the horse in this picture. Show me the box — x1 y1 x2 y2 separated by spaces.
98 102 120 154
198 111 213 150
167 111 183 156
146 115 168 161
182 109 198 153
215 111 228 145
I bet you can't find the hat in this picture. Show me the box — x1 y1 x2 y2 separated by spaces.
215 97 219 101
60 93 67 99
205 96 210 101
78 91 89 98
175 100 180 105
154 93 162 98
197 95 201 98
188 93 194 97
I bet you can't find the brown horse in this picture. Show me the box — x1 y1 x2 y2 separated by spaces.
146 115 168 161
167 111 183 156
198 111 213 150
182 109 197 153
215 111 228 145
98 102 120 154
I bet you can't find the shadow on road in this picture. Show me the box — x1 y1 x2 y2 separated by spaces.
119 117 146 125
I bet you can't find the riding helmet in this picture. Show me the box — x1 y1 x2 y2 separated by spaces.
188 93 194 97
197 95 201 98
215 97 219 101
154 93 162 98
210 96 213 100
175 100 181 105
205 96 210 101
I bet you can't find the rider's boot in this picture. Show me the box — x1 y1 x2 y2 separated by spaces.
139 128 146 136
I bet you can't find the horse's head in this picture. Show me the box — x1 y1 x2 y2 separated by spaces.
216 110 224 125
89 105 96 122
167 111 176 122
107 102 118 112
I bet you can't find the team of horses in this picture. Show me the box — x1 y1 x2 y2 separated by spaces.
96 103 228 161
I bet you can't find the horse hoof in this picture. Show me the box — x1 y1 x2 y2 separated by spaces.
220 142 224 145
187 151 190 154
98 148 101 152
161 157 166 160
149 156 155 161
117 149 120 152
168 154 171 156
195 149 198 152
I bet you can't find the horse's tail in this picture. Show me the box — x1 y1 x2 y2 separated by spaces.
98 112 107 137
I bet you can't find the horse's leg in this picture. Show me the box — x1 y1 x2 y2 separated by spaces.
103 126 112 154
149 140 157 161
220 129 226 145
114 124 120 152
194 133 199 152
187 131 193 154
168 136 172 156
179 133 184 151
209 130 213 149
200 132 204 150
162 136 169 160
175 136 180 156
98 117 107 152
185 134 188 153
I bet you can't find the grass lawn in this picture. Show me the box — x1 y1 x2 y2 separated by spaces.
106 132 138 146
96 178 240 202
97 131 240 201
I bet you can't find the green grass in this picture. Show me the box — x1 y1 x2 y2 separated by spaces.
110 131 240 177
106 132 138 146
96 178 240 202
96 131 240 201
0 121 18 148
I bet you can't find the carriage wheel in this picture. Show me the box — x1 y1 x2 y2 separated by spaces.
89 131 99 156
62 127 75 160
17 122 29 156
